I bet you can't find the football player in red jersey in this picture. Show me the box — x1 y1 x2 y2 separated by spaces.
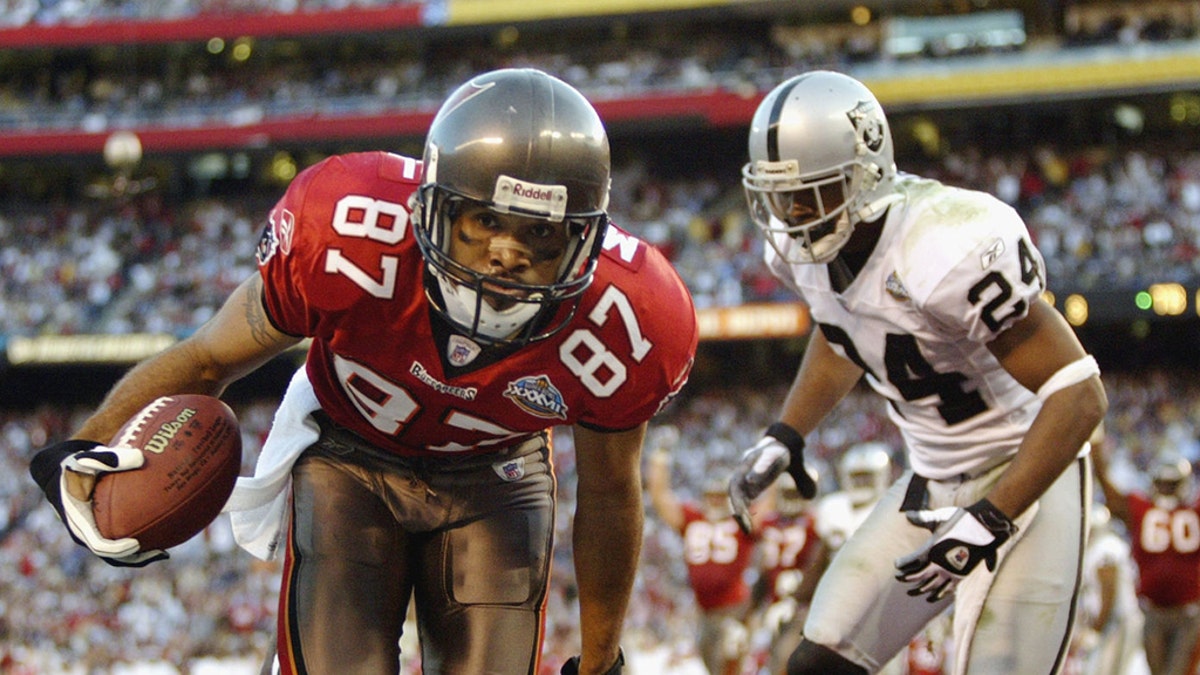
752 474 824 675
1092 425 1200 675
648 447 757 675
30 68 698 675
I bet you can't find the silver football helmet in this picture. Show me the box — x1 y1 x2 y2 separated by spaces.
775 472 810 518
838 442 893 508
414 68 611 345
743 70 899 264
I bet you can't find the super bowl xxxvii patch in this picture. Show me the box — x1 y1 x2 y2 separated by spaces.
493 456 526 482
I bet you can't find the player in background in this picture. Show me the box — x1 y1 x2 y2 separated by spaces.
1092 426 1200 675
750 473 825 675
726 70 1107 674
647 447 757 675
815 442 895 551
1066 502 1149 675
29 68 698 675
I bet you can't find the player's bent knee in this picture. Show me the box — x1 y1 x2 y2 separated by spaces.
787 640 867 675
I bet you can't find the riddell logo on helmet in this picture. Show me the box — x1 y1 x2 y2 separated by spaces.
512 182 556 201
494 175 568 220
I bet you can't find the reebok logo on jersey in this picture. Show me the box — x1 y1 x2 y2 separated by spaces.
885 271 910 301
980 238 1005 269
493 457 526 482
504 375 569 420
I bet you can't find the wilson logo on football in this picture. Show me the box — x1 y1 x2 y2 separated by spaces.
142 407 199 454
504 375 568 420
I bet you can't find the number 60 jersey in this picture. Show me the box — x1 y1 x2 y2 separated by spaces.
766 174 1048 480
255 151 697 458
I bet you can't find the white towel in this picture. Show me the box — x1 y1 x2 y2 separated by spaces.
221 367 321 560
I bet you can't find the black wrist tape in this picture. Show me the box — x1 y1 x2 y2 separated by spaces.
766 422 805 454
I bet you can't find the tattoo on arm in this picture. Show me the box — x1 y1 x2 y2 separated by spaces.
241 276 278 348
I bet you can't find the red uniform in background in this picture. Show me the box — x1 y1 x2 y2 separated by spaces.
679 502 757 612
757 509 820 605
1125 492 1200 608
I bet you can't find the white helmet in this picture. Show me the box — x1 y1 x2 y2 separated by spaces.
775 472 810 518
838 442 893 507
1152 455 1193 505
742 70 899 264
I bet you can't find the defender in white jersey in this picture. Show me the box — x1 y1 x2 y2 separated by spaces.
726 71 1107 675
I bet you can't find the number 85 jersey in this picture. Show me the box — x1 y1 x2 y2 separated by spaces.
256 151 697 457
766 174 1048 480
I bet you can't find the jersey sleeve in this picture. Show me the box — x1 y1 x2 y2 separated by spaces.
255 152 422 338
902 191 1046 344
575 227 698 431
255 158 329 337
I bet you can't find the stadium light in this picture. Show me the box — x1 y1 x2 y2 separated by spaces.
1149 283 1187 316
1064 294 1088 326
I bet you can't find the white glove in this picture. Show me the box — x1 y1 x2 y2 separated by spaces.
894 499 1015 602
728 422 817 534
30 440 168 567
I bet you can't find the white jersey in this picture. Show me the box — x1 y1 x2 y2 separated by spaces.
766 174 1047 479
814 491 875 550
1080 528 1142 627
1077 527 1148 675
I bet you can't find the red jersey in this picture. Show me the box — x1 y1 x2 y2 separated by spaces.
1126 492 1200 606
680 503 756 611
759 512 820 603
255 151 696 457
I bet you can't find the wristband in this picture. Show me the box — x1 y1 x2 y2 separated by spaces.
966 498 1017 538
766 422 805 454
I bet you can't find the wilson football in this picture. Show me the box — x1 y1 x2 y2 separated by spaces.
92 394 242 551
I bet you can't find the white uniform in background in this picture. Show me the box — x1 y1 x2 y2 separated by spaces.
1074 506 1149 675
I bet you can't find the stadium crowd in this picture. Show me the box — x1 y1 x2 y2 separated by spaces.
3 1 1197 136
3 144 1200 339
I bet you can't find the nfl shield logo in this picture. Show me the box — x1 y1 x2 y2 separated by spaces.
493 457 526 482
448 335 482 367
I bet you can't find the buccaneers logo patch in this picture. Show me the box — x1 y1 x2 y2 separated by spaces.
254 223 278 266
504 375 568 420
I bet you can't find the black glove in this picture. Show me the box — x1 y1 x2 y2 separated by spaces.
894 498 1016 602
561 648 624 675
30 440 169 568
728 422 817 533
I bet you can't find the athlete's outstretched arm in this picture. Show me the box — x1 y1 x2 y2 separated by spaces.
646 447 684 531
983 297 1108 520
571 422 646 675
1088 423 1132 528
73 274 300 444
